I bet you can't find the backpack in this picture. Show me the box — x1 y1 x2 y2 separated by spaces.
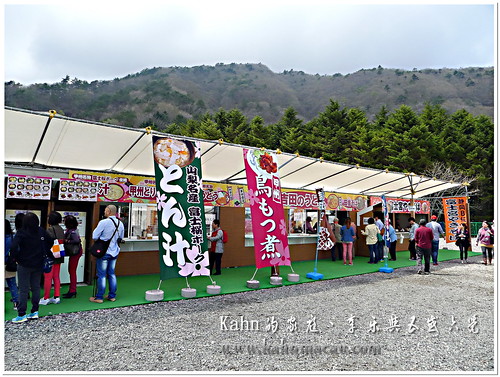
222 229 228 243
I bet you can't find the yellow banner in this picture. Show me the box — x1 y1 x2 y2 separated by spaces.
69 170 156 203
202 182 248 207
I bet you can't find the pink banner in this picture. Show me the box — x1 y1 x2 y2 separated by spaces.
243 149 290 269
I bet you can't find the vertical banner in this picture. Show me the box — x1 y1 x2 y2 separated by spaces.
243 149 290 268
152 137 209 280
442 197 469 242
381 195 391 248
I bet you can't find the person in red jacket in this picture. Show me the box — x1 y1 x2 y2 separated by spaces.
414 219 434 275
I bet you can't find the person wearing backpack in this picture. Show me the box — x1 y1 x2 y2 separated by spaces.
40 211 65 305
89 205 124 304
208 219 225 275
62 215 83 298
10 212 53 323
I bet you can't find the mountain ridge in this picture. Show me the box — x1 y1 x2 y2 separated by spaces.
5 63 494 127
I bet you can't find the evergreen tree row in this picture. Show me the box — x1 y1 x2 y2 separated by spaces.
152 101 493 220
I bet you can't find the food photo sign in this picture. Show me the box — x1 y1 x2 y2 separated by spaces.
152 137 209 280
6 175 52 200
58 178 99 202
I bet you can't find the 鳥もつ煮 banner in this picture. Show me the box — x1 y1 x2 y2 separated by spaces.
442 197 468 242
152 137 209 280
243 149 290 269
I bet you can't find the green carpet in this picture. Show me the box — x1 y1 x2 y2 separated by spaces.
4 249 469 319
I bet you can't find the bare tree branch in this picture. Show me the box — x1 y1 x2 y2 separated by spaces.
421 161 479 217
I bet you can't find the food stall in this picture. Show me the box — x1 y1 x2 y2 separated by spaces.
4 107 463 283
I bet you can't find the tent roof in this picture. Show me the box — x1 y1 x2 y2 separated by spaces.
4 107 462 199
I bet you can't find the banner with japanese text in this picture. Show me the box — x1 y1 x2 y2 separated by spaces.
203 182 248 207
370 197 430 214
152 137 209 280
243 149 290 269
442 197 469 242
282 189 367 211
69 170 156 203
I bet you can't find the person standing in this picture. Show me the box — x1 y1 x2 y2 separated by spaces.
456 223 470 263
208 219 224 275
340 218 356 265
62 215 83 298
387 221 398 261
10 212 53 323
304 216 315 234
361 217 380 264
89 205 124 303
374 214 385 262
414 219 434 275
426 215 445 266
476 221 494 265
40 211 65 305
408 217 418 261
5 219 19 309
332 217 343 261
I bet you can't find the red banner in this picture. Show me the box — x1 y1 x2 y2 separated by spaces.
243 149 290 269
442 197 468 242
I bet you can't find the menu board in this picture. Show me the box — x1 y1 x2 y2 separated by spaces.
6 175 52 200
59 178 99 201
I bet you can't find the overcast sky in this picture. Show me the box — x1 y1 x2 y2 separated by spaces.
3 1 495 85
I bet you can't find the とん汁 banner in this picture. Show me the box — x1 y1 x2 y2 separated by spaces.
243 149 290 269
152 136 209 280
442 197 469 242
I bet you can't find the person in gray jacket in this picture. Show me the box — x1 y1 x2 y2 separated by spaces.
208 219 224 275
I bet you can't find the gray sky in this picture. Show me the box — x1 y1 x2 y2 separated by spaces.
4 1 495 85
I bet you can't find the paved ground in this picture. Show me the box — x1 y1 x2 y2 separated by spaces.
4 254 495 373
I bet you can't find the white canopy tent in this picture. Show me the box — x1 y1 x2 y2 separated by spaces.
4 107 463 198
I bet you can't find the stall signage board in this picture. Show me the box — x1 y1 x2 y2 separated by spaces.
282 189 367 211
203 182 247 207
442 197 468 242
6 175 52 200
152 137 209 280
69 171 156 203
59 178 100 201
370 197 430 214
243 149 290 269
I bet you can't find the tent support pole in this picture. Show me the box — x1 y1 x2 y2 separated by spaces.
30 111 56 165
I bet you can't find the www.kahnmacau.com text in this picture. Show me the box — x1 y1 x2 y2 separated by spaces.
222 343 382 357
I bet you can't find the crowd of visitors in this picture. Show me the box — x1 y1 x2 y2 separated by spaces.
4 208 493 323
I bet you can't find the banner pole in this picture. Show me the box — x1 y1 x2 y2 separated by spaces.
307 188 324 280
250 268 259 281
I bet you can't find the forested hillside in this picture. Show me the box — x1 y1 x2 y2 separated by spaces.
5 63 494 125
161 102 493 220
4 63 494 220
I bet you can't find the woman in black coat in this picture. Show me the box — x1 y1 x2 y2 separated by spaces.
10 212 53 323
456 223 470 263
